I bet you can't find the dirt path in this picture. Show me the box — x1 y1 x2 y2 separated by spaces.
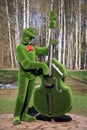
0 114 87 130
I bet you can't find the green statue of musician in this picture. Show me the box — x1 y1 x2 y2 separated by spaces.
13 11 72 125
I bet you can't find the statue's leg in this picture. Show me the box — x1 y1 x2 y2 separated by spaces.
13 74 28 125
21 78 36 122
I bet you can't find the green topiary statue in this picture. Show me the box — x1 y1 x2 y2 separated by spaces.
13 27 50 125
13 11 73 125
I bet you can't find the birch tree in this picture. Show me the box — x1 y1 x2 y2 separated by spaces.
46 12 48 46
27 0 29 28
0 45 4 67
23 0 26 29
63 10 66 66
75 14 79 70
15 0 20 45
6 0 14 68
78 0 82 70
84 20 87 69
58 0 63 63
69 1 74 69
47 0 53 46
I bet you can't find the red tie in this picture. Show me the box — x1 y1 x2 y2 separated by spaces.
25 45 34 51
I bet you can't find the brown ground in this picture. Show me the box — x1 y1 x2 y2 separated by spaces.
0 114 87 130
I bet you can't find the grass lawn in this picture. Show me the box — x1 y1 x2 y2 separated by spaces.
0 89 17 114
0 90 87 117
70 92 87 116
0 98 16 114
0 70 87 117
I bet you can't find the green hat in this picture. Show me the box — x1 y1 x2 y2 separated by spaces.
22 27 36 44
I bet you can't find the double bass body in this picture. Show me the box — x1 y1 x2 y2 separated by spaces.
33 58 73 117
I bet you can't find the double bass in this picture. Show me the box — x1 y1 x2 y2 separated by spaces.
33 10 73 117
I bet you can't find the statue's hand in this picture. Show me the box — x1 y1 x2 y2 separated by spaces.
42 63 49 75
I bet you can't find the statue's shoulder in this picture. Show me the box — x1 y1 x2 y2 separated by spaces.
16 44 24 50
16 44 25 55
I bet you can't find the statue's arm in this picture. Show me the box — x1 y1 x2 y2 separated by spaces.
35 46 48 56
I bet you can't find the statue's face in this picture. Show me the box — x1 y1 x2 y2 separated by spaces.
22 35 31 45
22 28 36 45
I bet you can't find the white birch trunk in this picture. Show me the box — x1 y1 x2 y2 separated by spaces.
15 0 20 45
75 15 79 70
46 13 48 45
66 36 70 69
23 0 26 29
63 13 66 66
12 36 18 67
6 0 14 68
1 48 4 67
45 12 48 61
78 0 82 70
58 0 63 62
84 20 87 69
69 10 73 69
27 0 29 28
69 32 73 69
47 28 51 46
46 0 53 52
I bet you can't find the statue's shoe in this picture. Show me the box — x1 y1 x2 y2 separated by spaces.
13 116 21 125
21 114 36 122
53 115 72 122
36 114 51 122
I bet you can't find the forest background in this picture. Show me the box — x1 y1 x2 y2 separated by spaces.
0 0 87 70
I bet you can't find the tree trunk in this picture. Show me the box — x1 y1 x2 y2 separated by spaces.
27 0 29 28
1 48 4 68
63 12 66 66
69 3 73 70
6 0 14 68
78 0 82 70
58 0 63 63
75 15 79 70
15 0 20 45
23 0 26 29
84 20 87 69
